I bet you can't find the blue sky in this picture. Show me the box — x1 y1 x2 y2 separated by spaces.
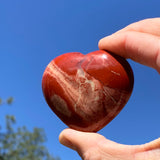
0 0 160 159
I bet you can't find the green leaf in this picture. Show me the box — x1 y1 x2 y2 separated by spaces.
6 97 14 105
0 115 59 160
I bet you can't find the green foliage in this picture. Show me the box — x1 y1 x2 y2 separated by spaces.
0 99 2 105
0 100 60 160
6 97 14 105
0 115 59 160
0 97 14 106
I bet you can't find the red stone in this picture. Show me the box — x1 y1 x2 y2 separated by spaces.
42 50 134 132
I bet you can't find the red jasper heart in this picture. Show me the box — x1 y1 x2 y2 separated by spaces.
42 50 134 132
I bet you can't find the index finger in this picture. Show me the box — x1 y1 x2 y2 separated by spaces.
98 31 160 73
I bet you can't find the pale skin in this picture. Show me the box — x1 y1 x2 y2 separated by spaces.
59 18 160 160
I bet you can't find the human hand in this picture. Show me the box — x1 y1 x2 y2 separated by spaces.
59 18 160 160
99 18 160 73
59 129 160 160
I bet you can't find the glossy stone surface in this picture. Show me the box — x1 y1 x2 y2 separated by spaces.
42 50 134 132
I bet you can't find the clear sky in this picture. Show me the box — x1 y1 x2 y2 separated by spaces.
0 0 160 160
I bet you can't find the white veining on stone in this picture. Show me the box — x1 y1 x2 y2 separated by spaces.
103 86 127 118
74 68 100 111
45 61 103 121
103 86 117 104
111 70 121 76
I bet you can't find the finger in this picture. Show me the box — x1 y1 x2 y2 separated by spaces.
98 31 160 73
143 137 160 151
117 18 160 36
59 128 106 157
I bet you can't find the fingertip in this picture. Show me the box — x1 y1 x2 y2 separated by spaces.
59 129 67 145
98 38 103 49
98 36 108 50
98 34 120 53
59 128 76 150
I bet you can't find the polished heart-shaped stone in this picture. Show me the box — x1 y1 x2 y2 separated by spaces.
42 50 134 132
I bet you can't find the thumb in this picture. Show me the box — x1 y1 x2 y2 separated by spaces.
59 128 106 157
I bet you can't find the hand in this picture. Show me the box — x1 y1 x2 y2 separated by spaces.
99 18 160 73
59 18 160 160
59 129 160 160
